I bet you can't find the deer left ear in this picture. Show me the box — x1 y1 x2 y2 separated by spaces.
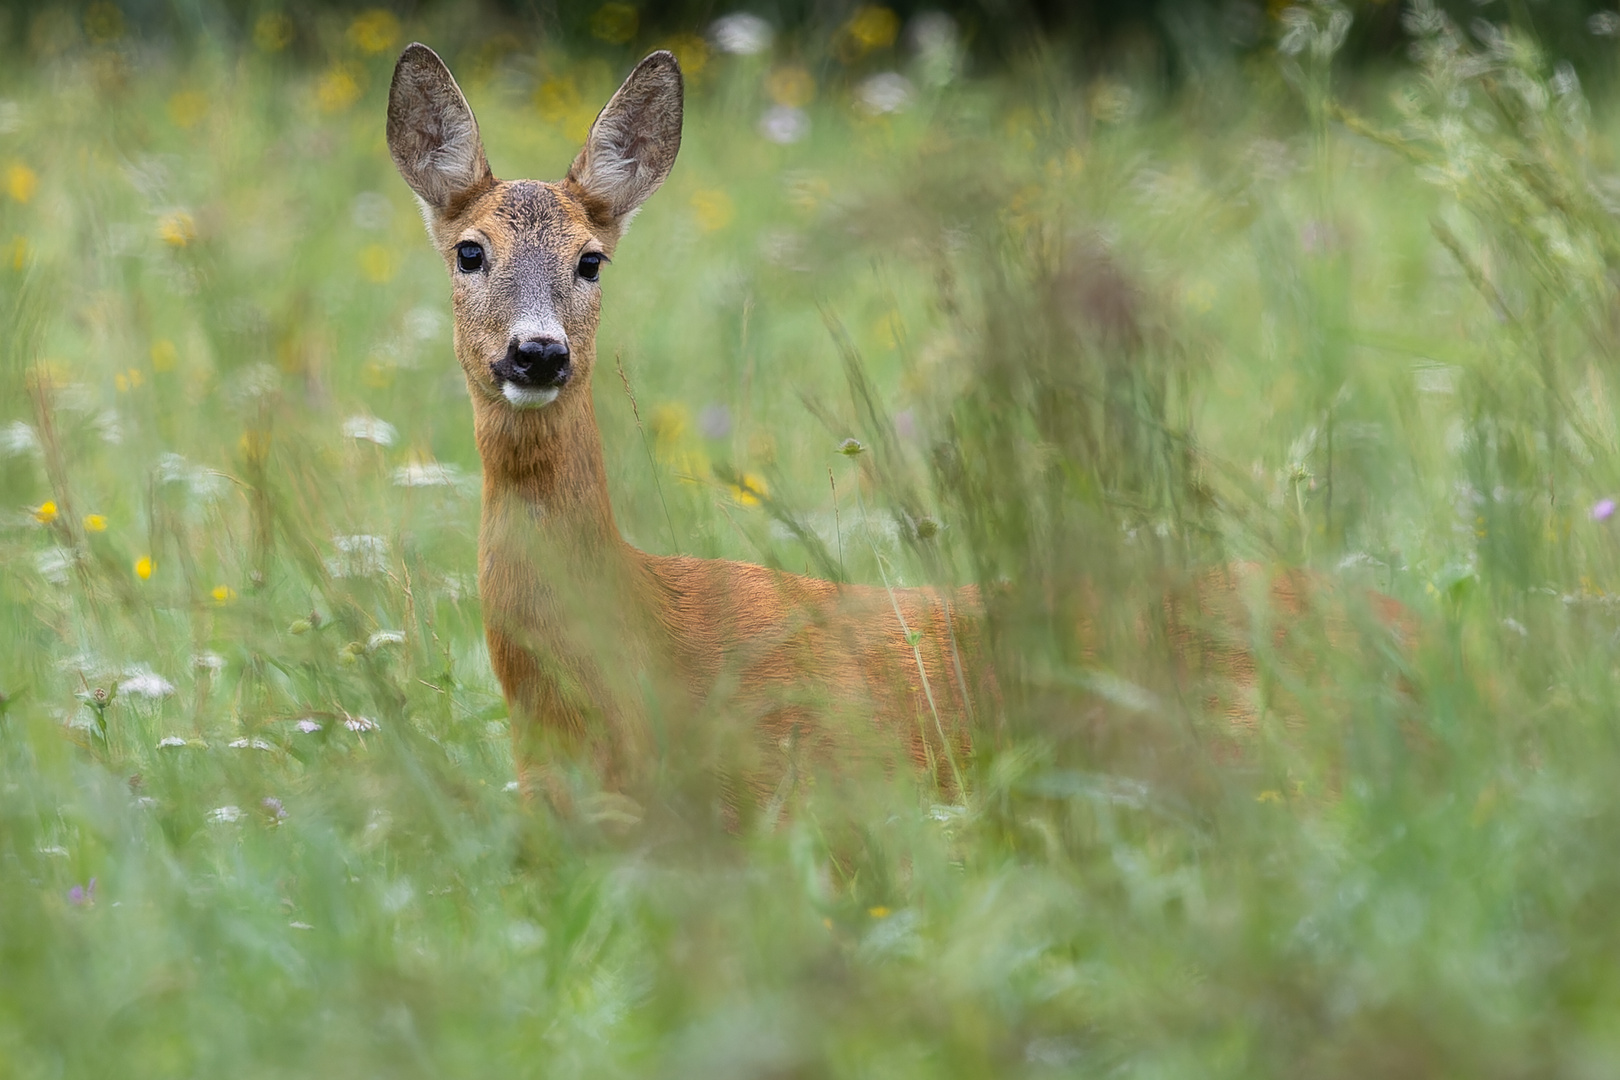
566 51 684 229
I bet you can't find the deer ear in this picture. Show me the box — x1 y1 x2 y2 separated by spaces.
566 51 683 228
387 43 493 216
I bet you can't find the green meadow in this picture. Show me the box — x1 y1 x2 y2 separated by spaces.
5 2 1620 1074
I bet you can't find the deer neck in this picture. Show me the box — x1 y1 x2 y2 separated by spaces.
472 389 634 572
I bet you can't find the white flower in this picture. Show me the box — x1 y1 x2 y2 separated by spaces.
856 72 913 115
157 736 189 748
392 461 462 487
342 415 397 446
193 651 226 672
120 669 175 699
36 547 73 585
759 106 809 144
350 191 393 231
327 534 389 578
367 630 405 650
403 307 445 342
294 718 323 734
1 421 38 457
227 737 273 750
344 716 380 732
289 920 314 930
711 12 773 55
208 805 244 823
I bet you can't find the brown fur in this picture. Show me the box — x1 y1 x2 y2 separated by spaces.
389 46 979 804
388 46 1411 808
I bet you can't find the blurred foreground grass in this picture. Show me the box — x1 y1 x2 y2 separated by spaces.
7 4 1620 1076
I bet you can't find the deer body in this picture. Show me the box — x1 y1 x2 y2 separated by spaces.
388 46 976 799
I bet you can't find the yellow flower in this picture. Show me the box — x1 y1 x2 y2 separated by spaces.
167 90 208 130
690 189 735 233
346 10 400 55
84 2 125 43
150 339 177 372
135 556 153 580
358 244 393 283
867 905 891 918
212 584 236 604
590 2 639 44
157 211 195 247
83 514 107 533
661 34 709 78
239 430 270 464
1256 789 1282 804
535 77 581 123
8 236 27 271
765 66 815 108
729 472 768 507
33 500 57 524
6 164 37 204
254 13 294 52
317 65 363 113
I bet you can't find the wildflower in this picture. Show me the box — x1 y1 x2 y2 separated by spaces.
134 556 153 580
317 65 362 113
344 716 380 733
289 920 314 930
342 414 397 446
261 796 287 820
358 244 393 283
346 9 399 54
166 90 208 130
327 534 389 577
690 189 735 232
5 164 36 204
208 805 244 824
867 905 891 918
589 2 638 44
157 211 195 247
211 584 236 604
8 236 28 271
120 670 174 699
855 72 913 115
710 13 773 55
766 65 815 108
294 718 322 734
699 403 732 440
1256 789 1283 803
227 737 273 751
32 500 56 524
367 630 405 651
729 472 768 507
838 438 865 456
254 12 294 51
661 33 709 77
67 878 97 906
192 651 225 672
1593 499 1615 522
392 461 462 487
150 339 178 372
83 514 107 533
156 736 188 748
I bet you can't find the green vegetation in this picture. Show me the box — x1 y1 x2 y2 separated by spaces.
6 3 1620 1075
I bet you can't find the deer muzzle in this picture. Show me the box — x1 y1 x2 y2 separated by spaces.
493 337 571 408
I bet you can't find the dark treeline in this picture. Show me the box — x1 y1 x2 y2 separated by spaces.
1 0 1618 78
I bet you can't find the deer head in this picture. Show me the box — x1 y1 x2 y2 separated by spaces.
386 44 683 421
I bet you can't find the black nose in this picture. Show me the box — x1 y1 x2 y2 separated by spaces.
495 337 571 387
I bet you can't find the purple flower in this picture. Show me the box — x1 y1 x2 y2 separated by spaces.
699 403 732 440
262 796 287 820
1594 498 1616 522
68 878 96 906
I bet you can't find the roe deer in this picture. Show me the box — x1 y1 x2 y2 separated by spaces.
386 44 1412 812
387 45 982 807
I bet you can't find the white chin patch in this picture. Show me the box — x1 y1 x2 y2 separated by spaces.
502 384 560 410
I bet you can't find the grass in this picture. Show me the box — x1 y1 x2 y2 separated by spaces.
5 4 1620 1076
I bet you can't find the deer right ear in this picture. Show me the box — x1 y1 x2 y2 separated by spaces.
387 43 493 217
566 51 684 229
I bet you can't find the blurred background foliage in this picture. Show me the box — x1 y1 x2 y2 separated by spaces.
7 0 1620 1076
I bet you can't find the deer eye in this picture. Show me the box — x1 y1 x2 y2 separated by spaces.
577 252 604 281
456 242 484 273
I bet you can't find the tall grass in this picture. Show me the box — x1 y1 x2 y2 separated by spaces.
4 3 1620 1075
